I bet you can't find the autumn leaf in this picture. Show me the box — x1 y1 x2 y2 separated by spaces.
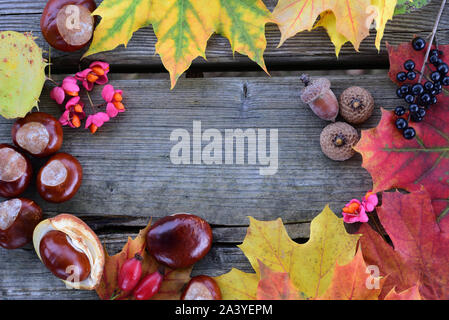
256 261 302 300
384 286 422 300
317 248 384 300
149 0 216 89
360 190 449 300
273 0 392 53
214 268 259 300
83 0 152 58
356 41 449 230
86 0 271 88
96 219 192 300
215 206 360 300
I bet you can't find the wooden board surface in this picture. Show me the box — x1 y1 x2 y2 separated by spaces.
0 74 397 299
0 0 448 72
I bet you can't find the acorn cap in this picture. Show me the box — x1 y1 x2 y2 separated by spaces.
300 77 331 104
339 86 375 124
320 122 359 161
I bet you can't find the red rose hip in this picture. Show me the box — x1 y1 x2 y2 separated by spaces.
12 112 63 158
37 153 83 203
0 198 42 249
0 144 32 198
41 0 97 52
146 214 213 269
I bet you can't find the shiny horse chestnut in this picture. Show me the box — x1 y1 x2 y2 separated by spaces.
12 112 63 158
0 144 32 198
41 0 97 52
0 198 42 249
146 214 213 269
37 153 83 203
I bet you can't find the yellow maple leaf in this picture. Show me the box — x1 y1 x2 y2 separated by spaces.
314 11 348 56
215 206 360 300
371 0 398 51
273 0 397 54
214 268 259 300
149 0 216 89
84 0 152 58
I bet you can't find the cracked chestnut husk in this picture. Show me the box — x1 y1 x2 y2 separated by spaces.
300 74 339 122
0 198 42 249
181 275 222 300
12 112 63 158
41 0 97 52
146 214 213 269
36 152 83 203
0 144 32 198
33 214 105 290
320 122 359 161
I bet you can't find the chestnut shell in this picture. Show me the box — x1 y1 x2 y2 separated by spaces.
0 198 42 249
0 144 32 198
146 214 212 269
41 0 97 52
37 153 83 203
181 275 222 300
12 112 63 158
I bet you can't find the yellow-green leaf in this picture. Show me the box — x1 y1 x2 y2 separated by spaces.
83 0 152 58
214 268 259 300
214 0 272 73
149 0 216 89
239 206 360 299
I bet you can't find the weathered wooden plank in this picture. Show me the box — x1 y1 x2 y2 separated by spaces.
0 74 397 299
0 1 447 71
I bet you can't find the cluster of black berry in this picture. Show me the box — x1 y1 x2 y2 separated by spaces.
394 37 449 140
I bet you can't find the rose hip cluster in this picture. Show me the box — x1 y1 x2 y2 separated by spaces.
50 61 126 134
114 214 222 301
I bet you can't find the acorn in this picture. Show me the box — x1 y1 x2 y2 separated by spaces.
300 74 339 122
339 87 375 124
320 122 359 161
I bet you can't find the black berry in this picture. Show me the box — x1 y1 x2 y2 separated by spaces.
397 72 407 82
404 60 416 71
411 83 424 96
411 114 424 123
430 55 439 65
431 71 441 82
442 76 449 86
420 93 432 105
412 37 426 51
395 106 406 116
403 127 416 140
430 49 440 57
407 71 417 80
397 88 405 98
396 118 408 130
400 84 410 95
438 63 449 75
424 81 434 91
405 94 415 104
431 96 438 105
409 104 419 113
418 107 426 118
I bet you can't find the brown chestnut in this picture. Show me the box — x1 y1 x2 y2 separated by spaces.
0 198 42 249
41 0 97 52
12 112 63 158
0 144 32 198
37 153 83 203
146 214 213 269
33 214 105 290
181 275 222 300
40 230 91 281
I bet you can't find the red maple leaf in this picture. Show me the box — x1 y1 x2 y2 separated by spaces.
360 190 449 299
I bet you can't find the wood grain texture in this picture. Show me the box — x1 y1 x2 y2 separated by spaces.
0 0 447 71
0 74 398 299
